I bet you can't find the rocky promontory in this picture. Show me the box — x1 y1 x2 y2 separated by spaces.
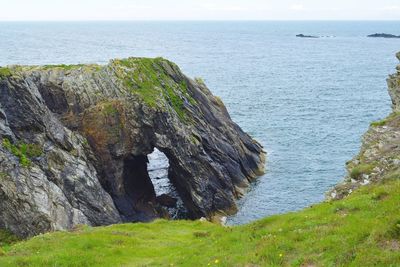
0 58 265 237
329 51 400 199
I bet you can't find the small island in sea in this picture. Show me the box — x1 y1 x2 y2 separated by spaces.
367 33 400 38
296 34 319 38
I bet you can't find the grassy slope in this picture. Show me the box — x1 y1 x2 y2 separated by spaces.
0 178 399 267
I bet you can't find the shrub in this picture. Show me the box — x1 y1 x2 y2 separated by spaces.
194 77 205 85
370 119 387 127
350 163 375 179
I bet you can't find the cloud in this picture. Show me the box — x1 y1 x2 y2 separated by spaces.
290 4 305 11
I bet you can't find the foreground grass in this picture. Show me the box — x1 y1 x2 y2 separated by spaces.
0 179 399 266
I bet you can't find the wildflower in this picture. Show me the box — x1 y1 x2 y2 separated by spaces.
215 259 220 264
279 253 283 257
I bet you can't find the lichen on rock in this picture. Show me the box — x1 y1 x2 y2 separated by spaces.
0 57 265 237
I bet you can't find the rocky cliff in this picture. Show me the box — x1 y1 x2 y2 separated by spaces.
0 58 265 237
329 52 400 200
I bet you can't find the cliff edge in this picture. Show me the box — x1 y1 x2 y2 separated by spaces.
0 58 265 237
329 52 400 200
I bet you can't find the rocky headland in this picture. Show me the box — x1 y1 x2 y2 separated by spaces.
0 58 265 237
329 51 400 199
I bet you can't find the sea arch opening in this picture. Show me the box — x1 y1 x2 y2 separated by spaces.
147 148 188 219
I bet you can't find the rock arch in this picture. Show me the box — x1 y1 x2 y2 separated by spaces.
0 58 265 237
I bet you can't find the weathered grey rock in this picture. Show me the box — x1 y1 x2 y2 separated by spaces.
156 194 177 208
328 52 400 200
387 55 400 111
0 58 265 237
0 106 14 141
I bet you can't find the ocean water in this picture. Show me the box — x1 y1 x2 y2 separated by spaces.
1 21 399 224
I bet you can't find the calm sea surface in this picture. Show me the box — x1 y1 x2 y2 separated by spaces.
1 21 399 224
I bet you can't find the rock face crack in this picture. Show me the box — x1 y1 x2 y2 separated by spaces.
0 57 265 237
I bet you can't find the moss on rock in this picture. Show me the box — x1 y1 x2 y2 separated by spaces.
0 67 12 79
110 57 196 122
2 139 42 168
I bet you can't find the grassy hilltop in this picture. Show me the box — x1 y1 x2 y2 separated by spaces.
0 177 399 266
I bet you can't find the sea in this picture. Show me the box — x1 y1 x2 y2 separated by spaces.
1 21 399 224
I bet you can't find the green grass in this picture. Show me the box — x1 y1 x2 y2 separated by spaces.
2 139 42 168
0 229 20 257
41 64 102 71
0 67 12 78
370 112 400 127
1 178 399 266
0 230 19 248
42 64 85 70
111 57 196 122
370 120 387 127
0 64 101 78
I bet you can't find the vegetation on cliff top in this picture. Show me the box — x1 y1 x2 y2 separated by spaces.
0 67 12 78
0 64 102 79
1 58 197 123
0 176 399 266
111 57 196 121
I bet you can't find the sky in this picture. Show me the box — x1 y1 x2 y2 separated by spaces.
1 0 400 21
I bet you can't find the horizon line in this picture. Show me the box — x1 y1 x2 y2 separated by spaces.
0 19 400 22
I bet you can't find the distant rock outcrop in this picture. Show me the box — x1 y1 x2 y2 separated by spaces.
367 33 400 38
0 58 265 237
296 34 319 38
329 52 400 200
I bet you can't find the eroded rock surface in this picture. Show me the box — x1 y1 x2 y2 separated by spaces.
0 58 265 237
329 52 400 200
